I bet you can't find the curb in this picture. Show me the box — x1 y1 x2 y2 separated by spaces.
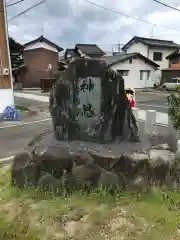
138 119 168 128
0 156 14 166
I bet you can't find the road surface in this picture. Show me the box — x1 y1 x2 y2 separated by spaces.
15 97 49 112
0 119 52 158
136 92 168 113
15 91 169 114
0 91 169 158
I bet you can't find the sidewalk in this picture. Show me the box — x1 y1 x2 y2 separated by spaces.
14 92 49 103
14 92 168 126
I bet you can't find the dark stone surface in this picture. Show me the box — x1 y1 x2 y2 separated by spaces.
11 151 40 188
31 146 74 179
11 122 178 193
49 58 139 142
27 122 151 159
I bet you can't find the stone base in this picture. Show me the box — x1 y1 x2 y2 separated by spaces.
11 126 180 194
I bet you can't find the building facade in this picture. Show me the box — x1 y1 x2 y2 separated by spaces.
0 0 14 114
103 53 159 88
15 36 63 88
122 36 180 84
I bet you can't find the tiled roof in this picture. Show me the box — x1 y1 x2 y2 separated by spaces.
102 52 159 68
24 35 64 52
75 44 105 55
122 36 180 51
166 49 180 59
65 48 80 57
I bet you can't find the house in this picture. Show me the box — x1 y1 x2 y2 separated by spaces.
13 35 64 88
0 0 13 114
102 52 159 88
161 49 180 84
121 36 180 84
64 44 105 61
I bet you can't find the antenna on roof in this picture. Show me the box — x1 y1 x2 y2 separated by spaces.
150 24 156 38
41 22 44 37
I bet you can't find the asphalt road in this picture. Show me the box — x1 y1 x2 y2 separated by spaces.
0 119 52 158
15 97 49 112
136 92 169 113
0 91 169 158
15 91 169 114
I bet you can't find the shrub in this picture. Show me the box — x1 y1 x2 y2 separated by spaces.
167 85 180 130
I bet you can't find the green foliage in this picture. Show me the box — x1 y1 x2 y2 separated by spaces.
8 37 24 69
167 85 180 130
53 70 66 81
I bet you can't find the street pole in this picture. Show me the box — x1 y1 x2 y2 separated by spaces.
0 0 14 114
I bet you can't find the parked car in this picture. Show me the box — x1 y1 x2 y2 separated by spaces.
162 78 180 90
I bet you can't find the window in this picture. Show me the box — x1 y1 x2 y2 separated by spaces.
140 70 150 81
129 58 132 64
153 52 162 61
117 70 129 76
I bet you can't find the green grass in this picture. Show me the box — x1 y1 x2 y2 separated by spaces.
0 165 180 239
15 105 29 112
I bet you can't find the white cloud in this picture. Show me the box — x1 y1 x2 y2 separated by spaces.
147 6 180 42
6 0 180 50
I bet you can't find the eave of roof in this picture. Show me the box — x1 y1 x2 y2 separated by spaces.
162 67 180 71
166 50 180 59
75 44 105 55
102 52 159 68
122 36 180 51
24 35 64 52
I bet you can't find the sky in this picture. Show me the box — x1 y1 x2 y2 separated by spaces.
6 0 180 52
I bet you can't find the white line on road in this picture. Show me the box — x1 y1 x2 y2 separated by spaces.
0 118 51 129
0 156 14 164
29 104 49 108
137 103 168 109
14 92 49 102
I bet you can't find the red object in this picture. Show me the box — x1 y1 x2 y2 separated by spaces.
130 98 135 107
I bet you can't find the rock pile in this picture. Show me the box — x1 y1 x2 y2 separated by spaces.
11 143 180 194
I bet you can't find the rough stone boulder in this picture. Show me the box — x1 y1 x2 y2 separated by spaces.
31 146 74 178
11 151 40 188
38 172 62 193
98 171 122 190
11 142 180 193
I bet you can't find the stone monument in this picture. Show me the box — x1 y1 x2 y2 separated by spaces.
49 58 139 142
11 59 176 193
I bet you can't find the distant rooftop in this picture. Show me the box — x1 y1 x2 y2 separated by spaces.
102 52 159 68
75 44 105 56
24 35 64 52
122 36 180 51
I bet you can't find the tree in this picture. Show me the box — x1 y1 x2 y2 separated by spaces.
8 37 24 69
167 86 180 130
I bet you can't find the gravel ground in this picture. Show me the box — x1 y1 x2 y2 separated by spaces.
148 133 167 146
27 123 169 156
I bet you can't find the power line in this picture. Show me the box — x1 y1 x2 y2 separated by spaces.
8 39 124 47
153 0 180 12
6 0 15 5
8 0 46 21
6 0 24 7
83 0 180 32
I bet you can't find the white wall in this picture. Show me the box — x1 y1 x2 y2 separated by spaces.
24 42 58 53
126 42 148 57
0 89 14 113
125 42 177 84
110 58 156 88
148 47 175 69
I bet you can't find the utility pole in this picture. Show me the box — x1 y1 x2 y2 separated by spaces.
150 24 156 38
118 43 121 52
0 0 14 114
